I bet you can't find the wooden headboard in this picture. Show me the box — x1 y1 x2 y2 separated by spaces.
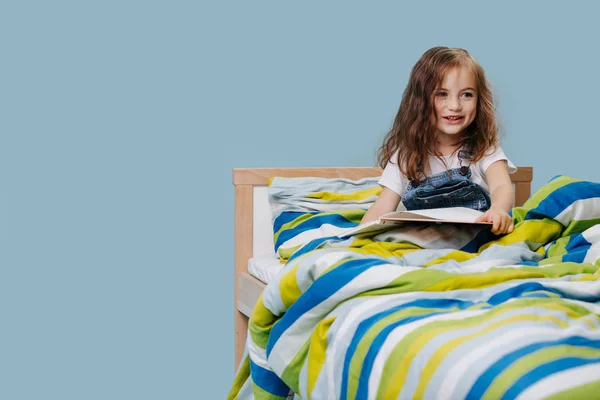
231 166 533 369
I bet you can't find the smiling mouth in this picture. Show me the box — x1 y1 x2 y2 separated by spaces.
443 116 464 121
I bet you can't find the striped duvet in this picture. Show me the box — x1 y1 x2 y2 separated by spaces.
228 176 600 400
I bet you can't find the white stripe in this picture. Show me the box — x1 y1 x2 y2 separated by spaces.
323 277 550 400
544 279 600 300
516 362 600 400
554 197 600 226
315 274 420 400
294 248 359 292
291 249 337 293
442 322 600 400
438 327 554 399
297 353 308 400
583 245 600 265
278 223 350 251
405 308 560 399
236 375 255 400
582 225 600 264
582 224 600 241
272 199 370 217
261 272 287 317
430 259 529 274
267 263 418 376
559 298 600 315
246 333 270 370
367 309 486 400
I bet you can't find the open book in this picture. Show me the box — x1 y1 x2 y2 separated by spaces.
340 207 492 237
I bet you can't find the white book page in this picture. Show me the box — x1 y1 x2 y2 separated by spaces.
383 207 484 222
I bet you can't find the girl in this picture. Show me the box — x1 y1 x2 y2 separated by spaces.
362 46 517 235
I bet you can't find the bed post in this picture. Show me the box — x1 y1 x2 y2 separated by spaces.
234 184 253 371
511 167 533 207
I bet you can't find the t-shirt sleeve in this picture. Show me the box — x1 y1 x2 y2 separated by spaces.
378 152 408 196
479 146 518 175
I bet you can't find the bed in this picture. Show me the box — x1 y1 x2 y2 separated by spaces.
230 166 600 399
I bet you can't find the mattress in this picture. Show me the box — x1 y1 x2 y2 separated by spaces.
247 253 285 283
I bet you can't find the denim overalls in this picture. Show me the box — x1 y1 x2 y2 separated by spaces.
401 150 492 212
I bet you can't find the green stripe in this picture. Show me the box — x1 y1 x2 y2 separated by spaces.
346 306 450 400
482 346 600 400
355 270 453 298
249 322 271 349
563 218 600 237
356 263 598 301
280 336 311 396
273 209 364 243
480 219 563 253
521 262 599 277
545 379 600 400
377 298 592 399
278 244 302 260
547 236 570 258
273 213 315 243
251 381 289 400
227 355 251 400
512 176 581 223
249 298 277 349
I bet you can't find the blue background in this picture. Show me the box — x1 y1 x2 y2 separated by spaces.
2 1 599 399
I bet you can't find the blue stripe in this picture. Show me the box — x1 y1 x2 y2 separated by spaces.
519 261 540 266
466 336 600 400
562 248 591 264
460 229 499 253
349 299 475 400
273 211 316 235
347 281 565 400
562 233 592 263
565 233 591 251
250 360 290 397
354 312 444 400
525 181 600 221
287 236 341 263
274 214 357 251
487 283 563 306
266 258 387 357
544 240 557 257
353 285 572 399
521 293 553 299
501 356 600 400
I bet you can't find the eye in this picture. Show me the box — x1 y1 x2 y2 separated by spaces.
462 92 474 98
436 91 447 97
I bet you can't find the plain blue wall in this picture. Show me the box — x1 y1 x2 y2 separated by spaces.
2 1 599 399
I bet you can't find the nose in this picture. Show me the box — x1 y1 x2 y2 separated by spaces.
447 95 461 112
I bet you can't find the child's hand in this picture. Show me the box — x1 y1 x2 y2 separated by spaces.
476 208 514 235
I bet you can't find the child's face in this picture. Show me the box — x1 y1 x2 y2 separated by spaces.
432 66 478 142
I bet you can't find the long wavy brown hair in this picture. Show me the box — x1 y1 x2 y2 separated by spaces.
378 46 499 183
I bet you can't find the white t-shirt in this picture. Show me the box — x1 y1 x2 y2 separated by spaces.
379 146 517 198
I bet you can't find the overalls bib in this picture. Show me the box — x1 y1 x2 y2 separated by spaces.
401 150 492 212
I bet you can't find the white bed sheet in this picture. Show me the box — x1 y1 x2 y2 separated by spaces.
247 253 285 283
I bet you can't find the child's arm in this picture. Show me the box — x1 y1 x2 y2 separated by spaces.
361 187 401 224
475 160 515 234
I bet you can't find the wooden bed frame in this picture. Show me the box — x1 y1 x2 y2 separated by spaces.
232 166 533 370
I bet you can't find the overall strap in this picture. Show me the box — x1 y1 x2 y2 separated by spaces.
457 147 474 176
